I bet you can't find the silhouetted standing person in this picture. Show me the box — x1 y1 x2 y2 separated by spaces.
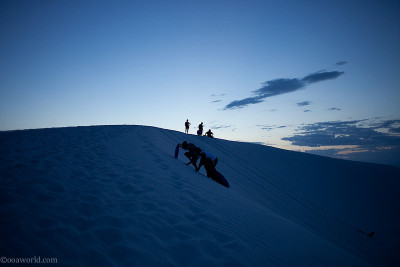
197 122 203 136
185 119 191 134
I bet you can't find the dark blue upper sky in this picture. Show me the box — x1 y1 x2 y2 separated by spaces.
1 0 399 165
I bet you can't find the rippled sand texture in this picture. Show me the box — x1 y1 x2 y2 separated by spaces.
1 125 399 266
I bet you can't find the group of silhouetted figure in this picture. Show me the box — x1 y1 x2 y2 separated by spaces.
178 141 218 179
185 119 213 137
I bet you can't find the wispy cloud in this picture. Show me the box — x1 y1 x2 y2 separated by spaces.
210 100 222 103
328 107 341 111
224 70 344 109
297 101 311 107
368 120 400 134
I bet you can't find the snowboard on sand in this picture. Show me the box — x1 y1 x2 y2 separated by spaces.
209 170 229 188
174 144 180 158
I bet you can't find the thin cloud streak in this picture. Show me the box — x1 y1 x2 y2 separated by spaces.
336 61 348 66
297 101 311 107
257 124 287 131
301 71 343 83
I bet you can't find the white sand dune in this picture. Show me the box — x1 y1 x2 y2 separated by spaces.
0 125 399 266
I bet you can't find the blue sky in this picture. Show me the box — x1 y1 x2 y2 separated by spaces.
1 0 400 166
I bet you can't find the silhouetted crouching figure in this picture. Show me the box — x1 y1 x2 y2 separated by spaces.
196 151 218 178
205 129 213 138
179 141 201 169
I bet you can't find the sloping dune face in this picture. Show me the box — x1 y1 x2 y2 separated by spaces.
1 125 399 266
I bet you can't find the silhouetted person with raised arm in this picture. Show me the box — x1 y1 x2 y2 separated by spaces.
185 119 191 134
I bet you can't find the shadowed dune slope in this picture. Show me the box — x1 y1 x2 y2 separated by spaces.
1 125 399 266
